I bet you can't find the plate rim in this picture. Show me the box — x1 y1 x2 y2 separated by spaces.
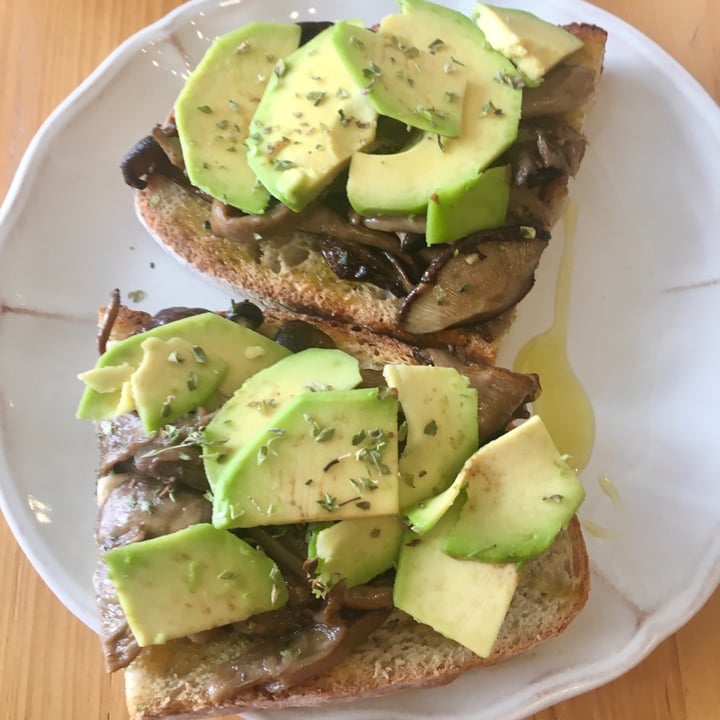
1 0 719 718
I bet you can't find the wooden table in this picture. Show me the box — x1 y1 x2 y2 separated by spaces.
1 1 718 718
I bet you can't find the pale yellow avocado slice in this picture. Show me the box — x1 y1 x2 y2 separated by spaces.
404 464 467 535
473 3 584 81
346 0 521 224
175 23 302 213
77 312 290 423
425 164 510 245
394 500 519 658
77 363 134 393
246 23 377 212
203 348 362 489
443 415 585 562
332 23 468 137
308 516 404 592
383 364 478 510
76 363 135 418
130 336 228 433
212 388 399 529
105 523 288 646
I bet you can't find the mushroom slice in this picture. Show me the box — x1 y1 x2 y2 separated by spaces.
507 120 587 186
470 365 541 442
210 199 301 242
121 133 188 189
521 64 596 119
467 364 540 443
120 135 169 189
320 236 411 298
274 319 337 353
151 122 184 171
422 348 540 444
297 20 333 44
299 205 411 259
399 226 550 334
361 214 427 235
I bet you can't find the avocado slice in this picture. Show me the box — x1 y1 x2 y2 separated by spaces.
77 363 135 419
212 388 399 529
76 313 290 422
175 23 302 214
473 3 584 82
105 523 288 647
246 23 378 212
393 500 519 658
203 348 362 488
332 23 467 137
383 364 478 510
443 415 585 563
130 335 228 433
346 0 521 230
308 515 404 593
404 467 467 535
425 164 510 245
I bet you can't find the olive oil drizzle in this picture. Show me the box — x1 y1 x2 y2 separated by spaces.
513 205 595 472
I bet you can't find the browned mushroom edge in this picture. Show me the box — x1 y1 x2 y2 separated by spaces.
398 226 551 334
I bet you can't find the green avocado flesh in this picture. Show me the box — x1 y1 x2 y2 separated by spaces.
332 23 468 137
169 0 568 242
443 415 586 563
383 364 478 510
404 466 468 536
425 164 511 245
105 523 287 647
175 23 302 214
393 500 519 658
211 388 400 528
76 313 290 431
346 0 522 223
308 515 404 592
202 348 362 488
246 23 378 213
130 336 228 433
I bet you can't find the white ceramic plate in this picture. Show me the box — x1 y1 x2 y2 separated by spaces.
1 0 719 717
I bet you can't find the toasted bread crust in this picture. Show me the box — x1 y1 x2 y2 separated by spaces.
123 516 588 719
134 180 500 365
133 24 606 361
563 23 608 132
102 304 429 369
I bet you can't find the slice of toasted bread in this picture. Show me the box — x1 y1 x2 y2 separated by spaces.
122 517 587 720
93 304 589 720
122 515 588 719
132 23 607 358
134 180 502 365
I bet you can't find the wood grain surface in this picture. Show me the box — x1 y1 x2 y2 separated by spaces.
1 1 718 718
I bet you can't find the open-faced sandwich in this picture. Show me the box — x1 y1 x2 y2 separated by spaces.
122 0 607 363
78 298 589 719
78 2 607 718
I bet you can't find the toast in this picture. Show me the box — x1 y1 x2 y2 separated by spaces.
101 6 602 716
88 302 589 720
127 20 607 361
123 520 587 719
